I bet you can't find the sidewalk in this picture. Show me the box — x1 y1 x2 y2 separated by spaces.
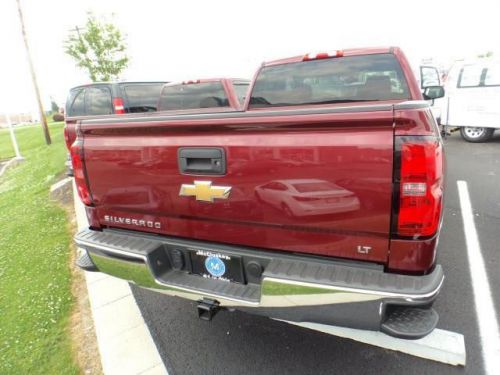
73 181 168 375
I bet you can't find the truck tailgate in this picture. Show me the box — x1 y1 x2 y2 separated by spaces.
82 107 394 264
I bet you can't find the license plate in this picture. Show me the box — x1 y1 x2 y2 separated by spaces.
189 250 244 283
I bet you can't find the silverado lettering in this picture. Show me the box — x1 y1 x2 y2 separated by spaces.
103 215 161 229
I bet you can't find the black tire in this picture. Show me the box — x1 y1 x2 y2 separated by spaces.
460 127 494 143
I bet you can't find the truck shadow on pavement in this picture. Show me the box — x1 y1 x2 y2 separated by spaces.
132 286 463 375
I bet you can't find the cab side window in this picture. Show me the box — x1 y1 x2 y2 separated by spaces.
158 82 229 111
86 87 113 116
458 66 483 88
67 89 85 117
233 83 250 104
484 65 500 86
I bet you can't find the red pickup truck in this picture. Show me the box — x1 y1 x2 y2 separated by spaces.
73 47 445 339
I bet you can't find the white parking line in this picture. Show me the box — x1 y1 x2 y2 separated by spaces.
457 180 500 375
280 321 466 366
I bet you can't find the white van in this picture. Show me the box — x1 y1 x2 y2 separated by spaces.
440 59 500 142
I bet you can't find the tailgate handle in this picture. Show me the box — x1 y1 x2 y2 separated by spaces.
178 148 226 175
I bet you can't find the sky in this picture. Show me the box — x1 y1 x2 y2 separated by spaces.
0 0 498 114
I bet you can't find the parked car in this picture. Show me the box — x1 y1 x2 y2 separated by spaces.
72 47 445 339
157 78 250 112
254 179 360 217
440 59 500 142
63 81 167 174
64 81 168 151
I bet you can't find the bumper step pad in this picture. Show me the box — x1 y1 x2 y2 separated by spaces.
381 307 439 339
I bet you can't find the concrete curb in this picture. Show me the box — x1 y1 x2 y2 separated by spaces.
0 156 24 178
281 321 466 366
72 180 168 375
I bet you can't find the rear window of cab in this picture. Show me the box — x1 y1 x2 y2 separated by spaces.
158 82 229 111
249 53 410 108
122 83 164 112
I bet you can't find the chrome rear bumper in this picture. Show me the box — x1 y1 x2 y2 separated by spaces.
75 228 444 338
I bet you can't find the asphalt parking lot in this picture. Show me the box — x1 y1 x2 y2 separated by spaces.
132 131 500 375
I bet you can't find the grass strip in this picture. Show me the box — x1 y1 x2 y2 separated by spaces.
0 122 79 375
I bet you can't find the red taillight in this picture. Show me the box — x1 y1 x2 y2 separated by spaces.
182 80 201 85
63 126 71 150
303 50 344 61
393 136 443 238
70 139 93 206
113 97 125 114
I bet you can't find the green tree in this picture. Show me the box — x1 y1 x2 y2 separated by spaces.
64 13 128 82
50 97 59 113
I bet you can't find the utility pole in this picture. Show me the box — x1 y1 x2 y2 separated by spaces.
6 114 23 160
16 0 51 145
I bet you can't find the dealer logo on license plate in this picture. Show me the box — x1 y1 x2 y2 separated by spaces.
205 256 226 277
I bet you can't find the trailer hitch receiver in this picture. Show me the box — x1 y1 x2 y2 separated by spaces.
197 298 220 321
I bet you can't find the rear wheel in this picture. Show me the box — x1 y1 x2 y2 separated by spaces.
460 127 494 143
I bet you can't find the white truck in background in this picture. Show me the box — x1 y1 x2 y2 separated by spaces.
440 59 500 142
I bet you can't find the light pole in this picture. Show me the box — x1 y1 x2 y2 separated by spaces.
6 114 23 160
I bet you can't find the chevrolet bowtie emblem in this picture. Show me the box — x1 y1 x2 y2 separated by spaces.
179 181 231 202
